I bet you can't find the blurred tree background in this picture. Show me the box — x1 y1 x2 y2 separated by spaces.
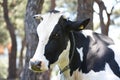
0 0 27 79
0 0 120 80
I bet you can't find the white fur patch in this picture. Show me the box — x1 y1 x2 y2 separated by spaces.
77 47 83 61
81 30 95 41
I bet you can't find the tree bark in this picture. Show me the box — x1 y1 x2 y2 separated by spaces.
77 0 94 29
3 0 17 79
50 0 56 10
17 37 25 78
21 0 50 80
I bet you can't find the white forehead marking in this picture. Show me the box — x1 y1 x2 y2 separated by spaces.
32 12 62 67
37 12 62 39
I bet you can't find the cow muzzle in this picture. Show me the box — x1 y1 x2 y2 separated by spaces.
29 59 49 72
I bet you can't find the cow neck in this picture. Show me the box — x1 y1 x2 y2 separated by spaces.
60 31 76 74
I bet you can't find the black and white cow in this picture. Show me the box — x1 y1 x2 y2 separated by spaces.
29 10 120 80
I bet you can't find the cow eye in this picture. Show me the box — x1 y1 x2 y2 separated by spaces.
52 33 60 39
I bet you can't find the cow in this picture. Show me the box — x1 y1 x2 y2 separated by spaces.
29 10 120 80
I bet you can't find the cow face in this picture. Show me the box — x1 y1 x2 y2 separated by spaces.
29 10 90 72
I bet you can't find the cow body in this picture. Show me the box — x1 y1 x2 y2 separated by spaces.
74 30 120 80
29 10 120 80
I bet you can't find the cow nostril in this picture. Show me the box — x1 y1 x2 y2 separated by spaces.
36 61 42 67
29 60 43 71
30 60 42 68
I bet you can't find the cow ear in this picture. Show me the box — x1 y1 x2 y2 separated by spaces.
68 18 90 31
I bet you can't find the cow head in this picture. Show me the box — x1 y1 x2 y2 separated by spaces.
29 10 90 73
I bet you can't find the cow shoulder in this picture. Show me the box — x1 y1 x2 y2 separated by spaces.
77 30 115 72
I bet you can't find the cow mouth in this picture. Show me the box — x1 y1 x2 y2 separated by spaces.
30 65 43 72
29 59 49 72
30 65 49 73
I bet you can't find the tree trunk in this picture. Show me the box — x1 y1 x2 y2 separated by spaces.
3 0 17 79
95 0 112 36
21 0 50 80
50 0 56 10
77 0 94 29
17 37 25 78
